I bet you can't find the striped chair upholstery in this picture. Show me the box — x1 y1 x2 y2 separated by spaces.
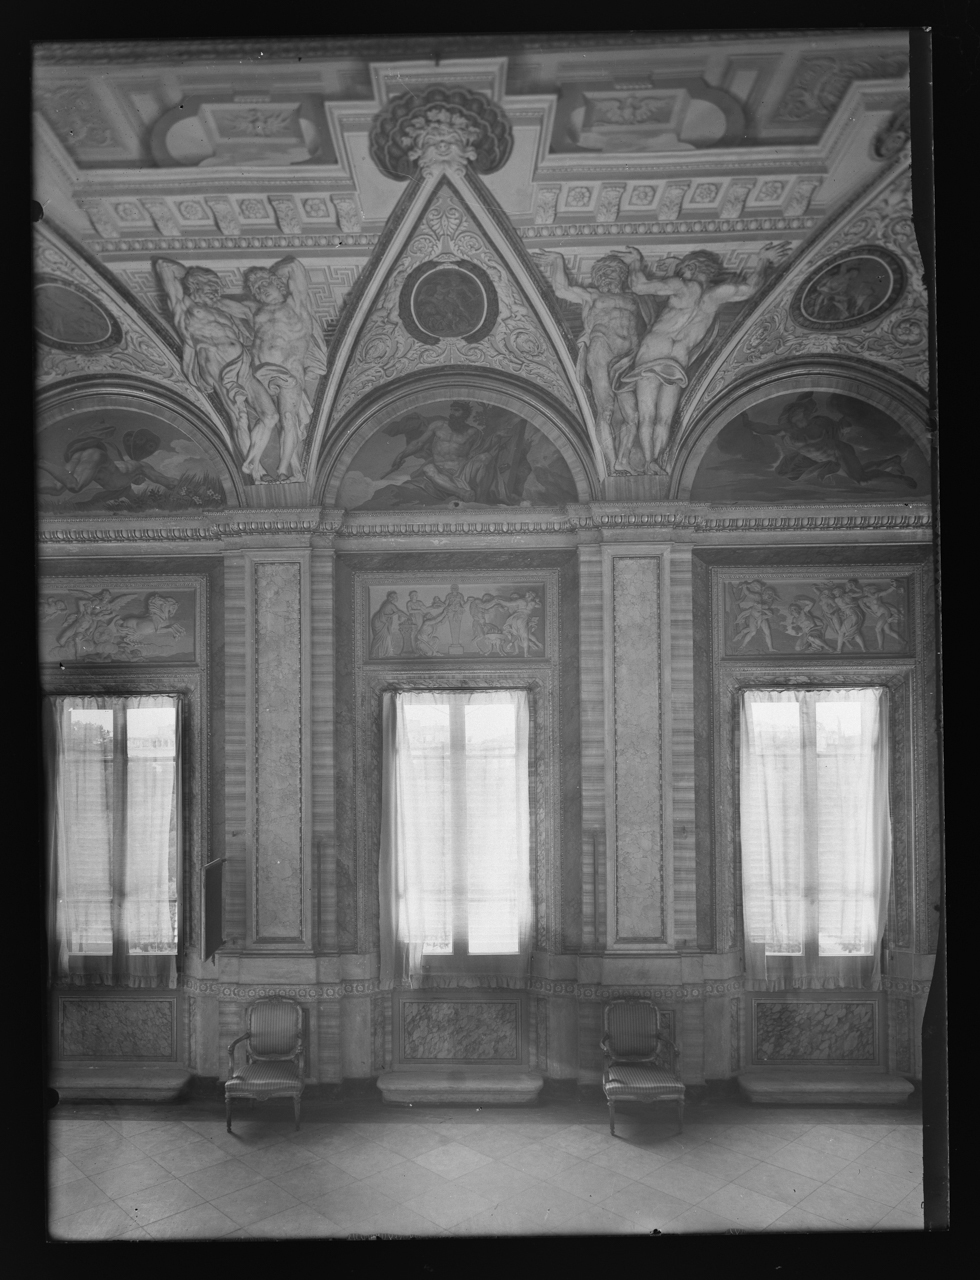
601 1000 685 1136
225 999 304 1132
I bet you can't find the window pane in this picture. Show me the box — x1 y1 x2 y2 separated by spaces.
464 704 519 954
402 705 454 956
64 709 114 954
816 698 877 955
124 706 178 954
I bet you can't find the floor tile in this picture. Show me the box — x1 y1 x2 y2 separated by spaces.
129 1125 206 1159
638 1161 728 1205
550 1160 636 1205
499 1141 585 1181
589 1142 673 1178
114 1177 205 1226
403 1181 491 1229
877 1125 923 1152
181 1157 268 1201
234 1141 318 1177
764 1206 842 1232
895 1184 924 1215
50 1202 137 1240
116 1225 154 1239
91 1156 173 1200
144 1203 240 1239
105 1119 176 1140
856 1138 923 1181
874 1206 923 1231
541 1126 613 1159
152 1139 233 1178
245 1204 345 1237
710 1126 797 1160
270 1159 356 1202
451 1160 543 1205
209 1179 300 1227
348 1205 450 1237
63 1136 148 1177
451 1126 536 1159
324 1139 406 1180
698 1183 788 1229
797 1125 883 1161
562 1204 639 1235
661 1205 742 1234
598 1182 690 1231
360 1123 452 1158
496 1181 584 1228
357 1161 453 1205
733 1161 823 1206
49 1176 115 1222
826 1160 920 1208
49 1155 88 1188
764 1140 852 1182
306 1182 400 1231
412 1141 493 1180
453 1204 545 1236
49 1121 116 1156
674 1141 760 1182
795 1183 890 1228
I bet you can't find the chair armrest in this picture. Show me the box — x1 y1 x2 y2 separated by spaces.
227 1032 250 1073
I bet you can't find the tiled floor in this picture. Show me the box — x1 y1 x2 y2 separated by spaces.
47 1096 924 1239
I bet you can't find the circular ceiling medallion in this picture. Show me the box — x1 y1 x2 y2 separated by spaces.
790 246 906 332
34 275 122 352
399 259 498 345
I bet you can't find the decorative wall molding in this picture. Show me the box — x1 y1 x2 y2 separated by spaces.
519 216 818 239
37 501 933 545
185 978 383 1001
530 978 745 1001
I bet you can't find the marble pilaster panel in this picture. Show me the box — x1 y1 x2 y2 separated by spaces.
401 1001 519 1061
60 998 175 1059
605 550 671 948
247 555 311 946
752 999 878 1064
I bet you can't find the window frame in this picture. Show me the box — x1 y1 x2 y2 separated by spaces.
716 664 914 965
42 668 206 987
376 677 545 976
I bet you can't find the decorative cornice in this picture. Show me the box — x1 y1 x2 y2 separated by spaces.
881 977 932 996
37 501 933 545
181 977 382 1000
91 233 381 254
519 216 818 239
530 977 746 1001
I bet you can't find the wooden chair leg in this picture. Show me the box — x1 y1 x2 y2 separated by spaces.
225 1095 232 1133
293 1095 301 1131
608 1099 616 1136
677 1097 684 1133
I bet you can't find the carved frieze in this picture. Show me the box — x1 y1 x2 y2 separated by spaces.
332 185 579 421
362 576 548 662
773 52 909 124
722 575 910 656
38 577 201 665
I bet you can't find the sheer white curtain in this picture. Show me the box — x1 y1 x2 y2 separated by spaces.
739 688 891 991
380 689 531 989
47 695 179 988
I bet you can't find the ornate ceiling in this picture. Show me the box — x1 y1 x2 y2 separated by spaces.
33 32 923 513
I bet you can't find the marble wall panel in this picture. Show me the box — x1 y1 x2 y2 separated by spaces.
611 555 666 944
254 562 303 941
753 999 877 1064
60 998 175 1059
400 1000 520 1062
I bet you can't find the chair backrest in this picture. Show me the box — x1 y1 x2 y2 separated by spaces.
246 999 302 1058
603 999 667 1060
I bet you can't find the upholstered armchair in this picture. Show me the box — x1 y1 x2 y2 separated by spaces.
224 998 305 1133
600 999 685 1136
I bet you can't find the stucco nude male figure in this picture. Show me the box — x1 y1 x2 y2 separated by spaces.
240 258 328 483
536 253 643 475
154 261 258 458
614 247 773 474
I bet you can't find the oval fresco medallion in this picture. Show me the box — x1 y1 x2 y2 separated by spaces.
399 259 498 344
34 275 123 352
790 246 906 331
